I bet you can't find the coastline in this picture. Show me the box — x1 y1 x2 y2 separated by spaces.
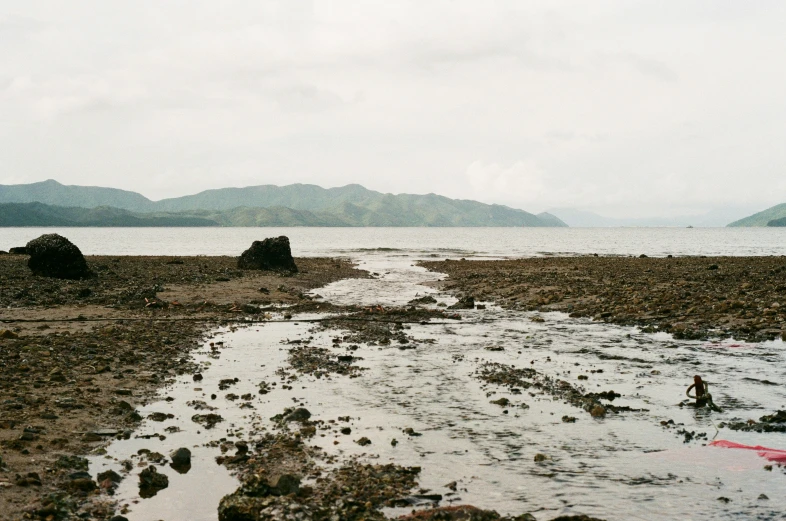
3 251 785 520
0 254 366 521
420 256 786 342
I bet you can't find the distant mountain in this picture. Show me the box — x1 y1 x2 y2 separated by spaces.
0 179 153 211
536 212 568 227
0 180 565 227
549 206 761 227
728 203 786 227
0 202 218 227
149 183 565 226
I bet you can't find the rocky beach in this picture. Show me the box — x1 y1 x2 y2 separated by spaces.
0 239 366 521
421 256 786 343
2 238 785 521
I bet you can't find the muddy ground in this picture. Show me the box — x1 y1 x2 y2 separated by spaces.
420 256 786 343
0 253 365 521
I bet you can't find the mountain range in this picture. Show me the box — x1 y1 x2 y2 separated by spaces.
0 180 566 227
727 203 786 227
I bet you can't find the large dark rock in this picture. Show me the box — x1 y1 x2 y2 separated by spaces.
237 236 297 273
25 234 92 280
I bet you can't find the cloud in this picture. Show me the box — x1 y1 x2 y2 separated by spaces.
465 161 547 203
1 1 786 216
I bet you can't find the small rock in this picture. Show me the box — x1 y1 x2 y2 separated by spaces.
356 437 372 446
272 474 300 496
170 448 192 472
283 408 311 423
0 329 19 340
590 405 607 418
82 432 103 442
139 466 169 498
449 296 475 310
15 472 42 486
64 477 97 493
97 470 122 483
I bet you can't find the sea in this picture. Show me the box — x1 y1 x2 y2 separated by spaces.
3 227 786 521
2 226 786 257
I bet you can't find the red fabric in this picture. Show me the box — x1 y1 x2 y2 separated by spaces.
710 440 786 463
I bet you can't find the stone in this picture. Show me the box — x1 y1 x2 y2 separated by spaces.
0 329 19 340
64 477 97 493
590 405 607 418
139 465 169 498
271 474 300 496
9 247 27 254
449 296 475 310
283 407 311 423
192 413 224 428
170 447 192 472
97 469 122 483
82 432 103 442
15 472 42 486
49 368 67 382
237 236 298 273
25 234 92 280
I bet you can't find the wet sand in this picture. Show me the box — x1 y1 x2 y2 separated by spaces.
420 256 786 342
0 253 365 521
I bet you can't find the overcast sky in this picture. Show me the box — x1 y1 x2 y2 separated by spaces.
2 1 786 217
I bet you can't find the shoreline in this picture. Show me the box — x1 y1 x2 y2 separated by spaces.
4 252 785 520
420 256 786 343
0 253 366 521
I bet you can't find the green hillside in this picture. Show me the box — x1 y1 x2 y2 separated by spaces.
727 203 786 227
0 180 567 227
767 217 786 227
0 179 154 211
0 202 218 227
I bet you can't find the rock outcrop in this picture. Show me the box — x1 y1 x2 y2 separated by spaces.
25 234 92 279
237 236 297 273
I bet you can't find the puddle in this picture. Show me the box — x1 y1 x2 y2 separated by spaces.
90 257 786 521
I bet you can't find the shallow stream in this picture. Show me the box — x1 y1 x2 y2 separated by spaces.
90 255 786 521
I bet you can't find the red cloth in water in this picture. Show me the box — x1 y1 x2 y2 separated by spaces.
710 440 786 463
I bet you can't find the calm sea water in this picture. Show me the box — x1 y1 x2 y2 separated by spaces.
2 227 786 258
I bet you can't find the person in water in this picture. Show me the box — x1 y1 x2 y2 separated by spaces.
686 375 722 411
686 375 708 407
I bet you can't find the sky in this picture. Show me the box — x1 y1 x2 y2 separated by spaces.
2 1 786 218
